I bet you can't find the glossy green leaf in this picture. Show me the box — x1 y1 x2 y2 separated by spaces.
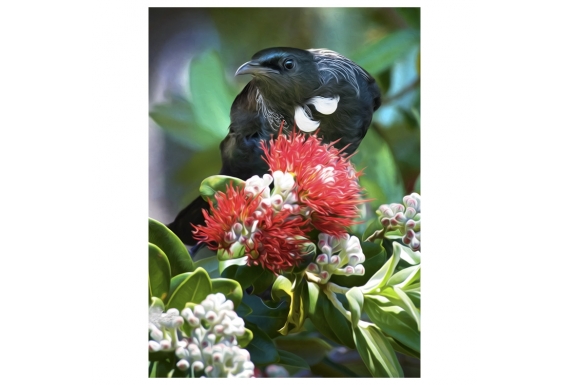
279 277 308 335
193 255 220 278
149 218 194 276
382 286 421 331
237 327 253 348
387 264 421 289
306 282 319 315
211 278 243 308
309 289 355 348
199 175 246 204
352 29 420 76
241 293 288 338
274 335 332 366
353 321 404 378
394 242 421 265
189 50 235 140
271 275 292 302
218 255 247 269
244 322 279 365
149 243 171 302
166 268 212 311
364 296 420 353
386 336 420 360
221 261 263 289
361 252 400 294
251 269 276 295
346 287 364 324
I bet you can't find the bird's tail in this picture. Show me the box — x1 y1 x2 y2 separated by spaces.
167 195 210 246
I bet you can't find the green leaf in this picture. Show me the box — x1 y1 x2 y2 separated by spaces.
393 242 421 265
306 282 319 315
218 255 248 270
211 278 243 308
237 327 253 348
148 243 171 303
271 275 292 302
382 286 421 331
251 269 276 295
166 268 212 311
364 296 420 353
346 287 364 324
241 293 288 338
193 255 220 278
278 277 308 335
386 336 420 359
189 50 236 140
309 289 355 348
361 252 400 294
149 218 194 276
352 29 420 76
352 321 404 378
244 322 279 365
387 264 421 289
274 335 332 366
276 349 310 369
199 175 246 204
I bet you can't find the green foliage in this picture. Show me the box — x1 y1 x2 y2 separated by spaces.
199 175 246 205
149 218 194 276
167 268 212 311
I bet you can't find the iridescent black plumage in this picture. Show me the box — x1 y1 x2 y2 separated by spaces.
168 47 381 246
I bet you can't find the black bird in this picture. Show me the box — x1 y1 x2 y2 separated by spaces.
168 47 381 246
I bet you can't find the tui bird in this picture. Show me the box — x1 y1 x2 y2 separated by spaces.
168 47 381 246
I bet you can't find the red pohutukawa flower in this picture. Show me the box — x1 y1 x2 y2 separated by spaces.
193 125 366 275
193 183 309 275
260 128 365 235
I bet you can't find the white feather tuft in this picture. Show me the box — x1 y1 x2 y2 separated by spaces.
307 95 340 115
295 105 320 132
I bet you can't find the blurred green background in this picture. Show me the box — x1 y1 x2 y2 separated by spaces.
149 7 420 244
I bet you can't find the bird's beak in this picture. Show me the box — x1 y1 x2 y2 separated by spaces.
235 60 279 76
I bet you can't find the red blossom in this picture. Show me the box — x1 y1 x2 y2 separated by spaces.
192 183 260 251
261 128 365 235
192 183 309 275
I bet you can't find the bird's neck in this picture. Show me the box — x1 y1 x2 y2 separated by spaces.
254 88 294 133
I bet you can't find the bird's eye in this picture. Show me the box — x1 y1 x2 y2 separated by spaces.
283 59 295 70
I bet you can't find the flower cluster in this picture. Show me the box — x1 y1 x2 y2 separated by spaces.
377 192 421 252
306 233 366 284
261 129 365 236
193 180 308 275
194 128 366 275
148 294 254 378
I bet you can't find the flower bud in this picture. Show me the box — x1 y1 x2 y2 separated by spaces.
177 359 190 371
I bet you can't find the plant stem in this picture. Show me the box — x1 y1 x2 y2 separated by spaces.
365 228 385 243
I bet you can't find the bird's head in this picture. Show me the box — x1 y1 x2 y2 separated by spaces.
235 47 321 109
